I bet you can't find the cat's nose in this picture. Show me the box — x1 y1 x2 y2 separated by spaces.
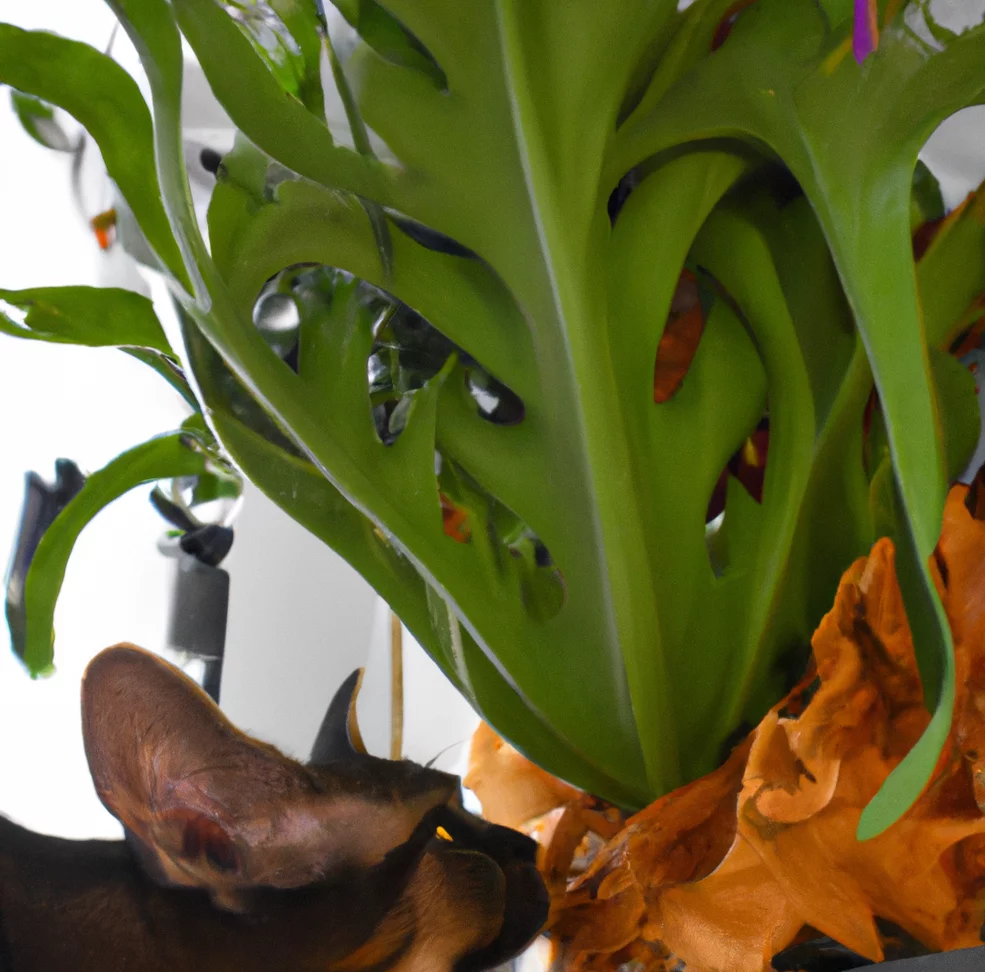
484 823 538 864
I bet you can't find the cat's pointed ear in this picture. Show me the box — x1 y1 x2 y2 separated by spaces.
308 667 369 765
81 644 336 907
82 645 460 913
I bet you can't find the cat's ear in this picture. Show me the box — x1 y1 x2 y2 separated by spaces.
81 644 340 908
308 667 368 765
81 644 459 911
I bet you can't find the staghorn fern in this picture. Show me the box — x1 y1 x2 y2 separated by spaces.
1 0 984 837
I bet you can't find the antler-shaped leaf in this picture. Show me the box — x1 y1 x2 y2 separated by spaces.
101 0 691 799
614 0 985 832
334 0 692 795
6 0 979 827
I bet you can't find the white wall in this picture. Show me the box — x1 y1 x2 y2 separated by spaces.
0 0 182 836
218 480 378 759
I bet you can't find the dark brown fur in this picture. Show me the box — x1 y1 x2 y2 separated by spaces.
0 644 547 971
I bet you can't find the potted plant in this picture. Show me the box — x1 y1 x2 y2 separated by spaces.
2 0 985 968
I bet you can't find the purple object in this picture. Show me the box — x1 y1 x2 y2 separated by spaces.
853 0 879 63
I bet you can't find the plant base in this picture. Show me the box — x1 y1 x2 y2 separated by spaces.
467 481 985 972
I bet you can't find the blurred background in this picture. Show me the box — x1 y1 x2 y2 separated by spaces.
0 0 477 840
1 0 984 844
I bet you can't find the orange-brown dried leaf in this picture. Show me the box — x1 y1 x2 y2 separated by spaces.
549 815 647 957
593 940 675 972
798 540 928 770
464 722 585 828
659 837 803 972
439 492 471 543
535 806 592 917
570 737 751 897
653 270 704 403
939 481 985 813
564 941 672 972
551 879 646 957
549 741 751 969
492 485 985 971
734 532 985 960
642 533 985 968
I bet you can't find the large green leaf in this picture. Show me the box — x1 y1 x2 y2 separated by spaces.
342 0 689 795
616 1 985 553
612 0 985 834
9 432 215 676
100 0 690 799
194 70 661 797
93 0 874 805
185 105 653 792
177 300 643 805
49 0 980 824
607 170 874 779
0 25 187 286
605 150 766 776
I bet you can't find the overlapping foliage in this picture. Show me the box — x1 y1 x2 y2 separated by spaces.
1 0 984 833
467 477 985 970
